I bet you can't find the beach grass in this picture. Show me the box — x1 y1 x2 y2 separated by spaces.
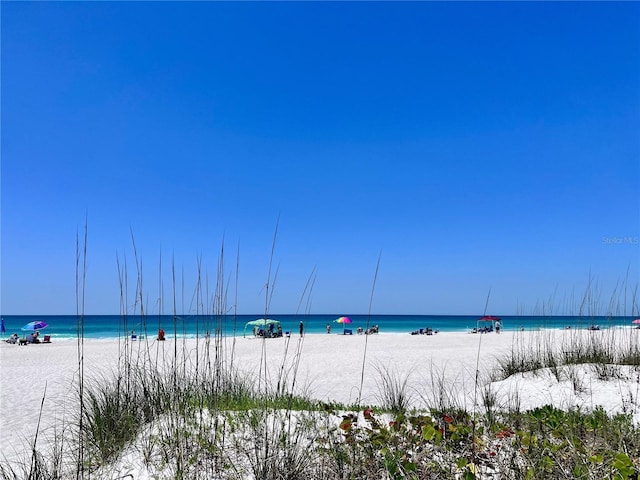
496 327 640 381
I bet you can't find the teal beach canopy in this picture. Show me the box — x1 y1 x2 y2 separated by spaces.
244 318 281 336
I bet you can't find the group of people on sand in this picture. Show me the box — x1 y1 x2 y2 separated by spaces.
471 320 502 334
411 327 439 335
129 329 167 341
4 331 44 344
325 324 380 335
253 323 284 338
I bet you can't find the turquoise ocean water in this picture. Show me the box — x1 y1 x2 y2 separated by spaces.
1 314 637 341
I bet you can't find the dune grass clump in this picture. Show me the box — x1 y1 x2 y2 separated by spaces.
496 327 640 381
373 362 415 415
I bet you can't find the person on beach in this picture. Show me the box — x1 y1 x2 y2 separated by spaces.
495 320 501 334
5 333 18 344
299 321 304 337
326 323 331 334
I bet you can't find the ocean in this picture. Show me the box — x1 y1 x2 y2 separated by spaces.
1 314 637 341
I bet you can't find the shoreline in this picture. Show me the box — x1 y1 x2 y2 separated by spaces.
2 313 636 342
4 323 638 343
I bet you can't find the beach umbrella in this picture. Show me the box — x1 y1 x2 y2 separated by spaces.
21 320 48 331
245 318 280 327
334 316 352 334
334 316 352 324
632 319 640 325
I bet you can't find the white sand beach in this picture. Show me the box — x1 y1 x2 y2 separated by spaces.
2 329 639 471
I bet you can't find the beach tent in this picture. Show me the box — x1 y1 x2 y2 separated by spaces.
476 316 501 332
244 318 281 337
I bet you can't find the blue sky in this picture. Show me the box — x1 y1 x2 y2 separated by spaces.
2 2 639 316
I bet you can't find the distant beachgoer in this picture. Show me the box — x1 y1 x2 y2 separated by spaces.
299 321 304 337
327 323 331 334
495 321 501 334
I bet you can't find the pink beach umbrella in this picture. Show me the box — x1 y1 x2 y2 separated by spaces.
632 319 640 326
334 316 352 334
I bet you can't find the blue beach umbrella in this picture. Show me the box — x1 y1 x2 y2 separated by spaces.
21 320 48 331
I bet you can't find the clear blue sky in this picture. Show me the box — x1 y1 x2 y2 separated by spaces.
2 2 639 316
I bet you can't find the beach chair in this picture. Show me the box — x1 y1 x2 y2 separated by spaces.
344 329 353 335
18 337 28 346
43 335 51 343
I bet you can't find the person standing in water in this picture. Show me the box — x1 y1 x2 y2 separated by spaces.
299 321 304 337
326 323 331 334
